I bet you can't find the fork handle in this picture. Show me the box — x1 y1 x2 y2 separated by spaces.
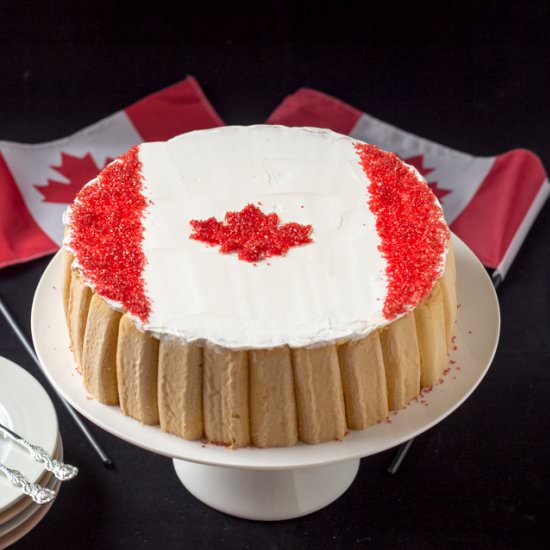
0 424 78 481
0 463 56 504
26 442 79 481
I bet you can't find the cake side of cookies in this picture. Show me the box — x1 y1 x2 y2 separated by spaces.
62 239 456 448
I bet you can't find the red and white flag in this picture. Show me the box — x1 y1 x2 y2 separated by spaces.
0 77 224 268
267 88 549 280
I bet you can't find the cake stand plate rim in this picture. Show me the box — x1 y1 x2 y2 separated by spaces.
31 234 500 470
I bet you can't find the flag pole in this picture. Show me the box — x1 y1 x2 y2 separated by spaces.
387 269 500 475
0 295 113 468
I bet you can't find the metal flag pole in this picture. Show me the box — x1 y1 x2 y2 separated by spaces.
387 270 501 474
0 295 113 468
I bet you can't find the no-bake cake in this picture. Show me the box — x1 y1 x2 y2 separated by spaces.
62 125 456 448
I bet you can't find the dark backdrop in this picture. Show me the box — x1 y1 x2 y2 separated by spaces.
0 2 548 548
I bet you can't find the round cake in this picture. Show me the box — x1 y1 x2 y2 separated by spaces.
62 125 456 448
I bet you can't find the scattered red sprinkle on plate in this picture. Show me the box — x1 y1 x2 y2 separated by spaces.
189 203 313 263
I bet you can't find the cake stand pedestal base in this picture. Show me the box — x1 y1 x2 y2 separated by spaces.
172 458 360 521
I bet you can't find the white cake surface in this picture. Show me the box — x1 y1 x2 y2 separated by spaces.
66 125 447 349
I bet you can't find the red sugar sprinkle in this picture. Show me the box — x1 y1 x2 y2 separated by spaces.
189 203 313 263
204 440 231 448
449 360 456 365
68 146 151 322
354 144 449 320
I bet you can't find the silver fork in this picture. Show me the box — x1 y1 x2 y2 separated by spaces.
0 422 78 481
0 462 56 504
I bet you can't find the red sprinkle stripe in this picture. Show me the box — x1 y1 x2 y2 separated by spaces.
68 146 151 322
354 143 449 319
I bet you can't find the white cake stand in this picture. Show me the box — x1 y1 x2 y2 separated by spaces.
31 236 499 520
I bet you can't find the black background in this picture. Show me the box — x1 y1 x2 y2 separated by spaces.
1 2 548 548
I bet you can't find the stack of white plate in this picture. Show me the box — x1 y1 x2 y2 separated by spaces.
0 356 61 549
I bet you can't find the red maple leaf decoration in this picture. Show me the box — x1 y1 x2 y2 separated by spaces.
190 203 313 263
404 154 451 201
34 152 114 204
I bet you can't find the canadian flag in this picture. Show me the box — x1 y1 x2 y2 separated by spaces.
0 77 223 268
267 88 549 280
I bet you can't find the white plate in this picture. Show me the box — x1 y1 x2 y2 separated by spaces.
0 358 59 511
0 463 61 549
32 235 499 470
0 484 58 550
0 435 60 526
0 437 62 542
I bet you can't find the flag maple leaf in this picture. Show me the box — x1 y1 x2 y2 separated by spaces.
404 154 451 201
34 152 113 204
427 181 451 200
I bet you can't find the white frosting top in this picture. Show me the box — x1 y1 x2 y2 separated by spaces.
66 125 447 349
